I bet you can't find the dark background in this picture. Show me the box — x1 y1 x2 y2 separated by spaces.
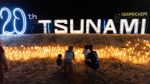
0 0 149 19
0 0 150 33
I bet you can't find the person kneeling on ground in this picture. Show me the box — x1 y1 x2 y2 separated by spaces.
86 45 100 71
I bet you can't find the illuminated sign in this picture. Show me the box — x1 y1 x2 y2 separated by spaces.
0 7 148 34
121 12 148 17
38 19 146 34
0 7 27 34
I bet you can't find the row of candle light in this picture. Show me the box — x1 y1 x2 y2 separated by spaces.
3 39 150 64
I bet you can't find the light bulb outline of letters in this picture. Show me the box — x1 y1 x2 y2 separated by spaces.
13 8 27 34
0 7 14 34
0 7 27 34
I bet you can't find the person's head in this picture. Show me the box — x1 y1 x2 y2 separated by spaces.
84 45 89 50
58 54 62 58
88 45 93 51
68 45 73 50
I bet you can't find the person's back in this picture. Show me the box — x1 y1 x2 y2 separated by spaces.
62 46 75 74
56 58 63 66
82 45 89 59
82 45 89 70
87 51 99 70
64 50 74 62
86 45 100 70
56 54 63 69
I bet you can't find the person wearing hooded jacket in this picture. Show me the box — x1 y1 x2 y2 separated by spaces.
86 45 100 70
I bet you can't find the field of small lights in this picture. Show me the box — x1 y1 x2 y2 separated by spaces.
0 34 150 84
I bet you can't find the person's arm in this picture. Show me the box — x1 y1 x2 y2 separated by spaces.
72 52 75 60
86 53 91 62
64 51 67 59
1 53 8 72
95 51 98 57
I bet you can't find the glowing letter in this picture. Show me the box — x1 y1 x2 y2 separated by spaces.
38 20 51 34
13 8 27 34
86 19 101 34
0 7 14 34
120 19 139 34
28 13 37 19
54 20 68 34
103 19 117 34
70 19 84 34
0 7 27 34
141 19 146 34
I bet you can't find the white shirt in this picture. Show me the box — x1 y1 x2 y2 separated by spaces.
64 50 74 62
82 49 89 59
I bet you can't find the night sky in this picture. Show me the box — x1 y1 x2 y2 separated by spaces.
0 0 150 33
1 0 149 19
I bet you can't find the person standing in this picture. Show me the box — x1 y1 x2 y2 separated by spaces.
82 45 89 70
0 40 8 84
62 45 75 74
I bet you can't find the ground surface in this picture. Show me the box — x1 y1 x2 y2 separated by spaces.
0 34 150 84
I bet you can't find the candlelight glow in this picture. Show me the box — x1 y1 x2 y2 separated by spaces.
3 39 150 64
